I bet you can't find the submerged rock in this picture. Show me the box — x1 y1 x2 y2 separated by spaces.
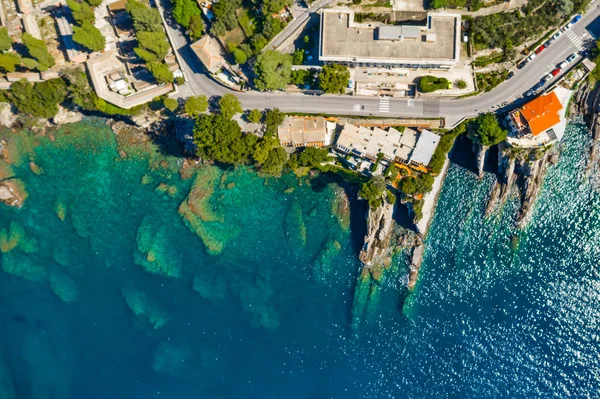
135 216 182 278
49 270 79 303
0 351 16 399
152 342 188 377
0 178 28 208
54 201 67 222
330 186 351 231
285 201 306 248
122 289 169 330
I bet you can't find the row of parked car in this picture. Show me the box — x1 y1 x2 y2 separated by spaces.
524 52 579 97
518 14 582 69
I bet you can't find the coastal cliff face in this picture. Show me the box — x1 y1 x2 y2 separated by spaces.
359 202 395 269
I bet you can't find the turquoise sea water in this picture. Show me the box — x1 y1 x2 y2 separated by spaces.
1 119 599 398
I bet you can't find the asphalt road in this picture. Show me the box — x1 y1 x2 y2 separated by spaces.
164 2 600 127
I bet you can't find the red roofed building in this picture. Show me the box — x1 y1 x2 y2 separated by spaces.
519 91 563 136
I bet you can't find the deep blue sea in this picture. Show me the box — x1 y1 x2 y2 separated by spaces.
1 119 599 399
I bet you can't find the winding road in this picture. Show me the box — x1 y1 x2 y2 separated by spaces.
162 1 600 127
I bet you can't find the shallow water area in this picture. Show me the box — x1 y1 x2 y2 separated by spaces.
1 119 600 398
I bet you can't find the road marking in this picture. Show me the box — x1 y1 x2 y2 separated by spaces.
566 30 584 50
407 99 415 107
353 104 361 111
379 97 390 113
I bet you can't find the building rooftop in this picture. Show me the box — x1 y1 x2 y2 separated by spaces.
191 36 225 74
520 91 563 137
320 10 460 66
410 129 440 166
278 116 329 146
336 123 403 161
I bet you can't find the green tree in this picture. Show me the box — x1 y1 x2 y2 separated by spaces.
193 114 255 164
253 50 292 91
137 31 170 60
188 15 204 40
212 0 240 30
456 79 467 89
359 176 386 208
318 64 349 94
184 95 208 116
68 0 95 24
414 173 434 194
252 135 279 164
418 75 449 93
291 49 304 65
263 0 291 14
398 176 416 195
87 0 103 6
127 1 163 32
22 33 55 70
260 147 287 175
21 57 40 70
73 22 106 52
172 0 201 28
290 69 311 86
232 48 248 65
472 113 507 146
0 53 21 73
248 109 262 123
163 98 178 112
147 62 174 84
263 16 283 39
250 34 268 53
219 94 242 119
211 20 227 37
0 27 12 52
298 147 328 168
9 78 67 118
264 108 285 136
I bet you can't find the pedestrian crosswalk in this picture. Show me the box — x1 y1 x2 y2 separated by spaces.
379 97 390 113
565 30 584 51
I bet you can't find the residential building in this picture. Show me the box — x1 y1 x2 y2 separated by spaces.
319 10 461 69
191 36 225 74
335 123 440 167
278 116 335 147
335 123 403 161
507 87 571 146
409 129 440 166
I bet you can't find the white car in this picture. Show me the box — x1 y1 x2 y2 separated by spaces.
527 53 536 62
558 61 568 69
553 32 561 39
543 74 553 82
567 53 578 62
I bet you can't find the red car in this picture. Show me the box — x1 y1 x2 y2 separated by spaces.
535 45 545 54
551 67 561 76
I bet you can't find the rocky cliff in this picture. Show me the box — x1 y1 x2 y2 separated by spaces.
359 202 395 268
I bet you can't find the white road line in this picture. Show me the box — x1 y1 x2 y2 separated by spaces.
379 98 390 113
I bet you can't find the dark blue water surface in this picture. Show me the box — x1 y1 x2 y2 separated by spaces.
1 119 599 398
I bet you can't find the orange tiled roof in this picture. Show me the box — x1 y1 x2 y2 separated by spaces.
520 91 563 136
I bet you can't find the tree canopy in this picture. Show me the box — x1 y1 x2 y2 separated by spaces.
73 22 106 52
218 94 242 119
0 53 21 73
193 113 256 164
127 0 163 32
147 62 174 84
172 0 201 29
22 33 55 71
185 95 208 116
318 64 350 94
188 15 204 41
359 176 386 209
0 27 12 52
253 50 292 91
163 98 178 112
471 113 507 146
264 108 284 136
247 109 262 124
9 78 67 118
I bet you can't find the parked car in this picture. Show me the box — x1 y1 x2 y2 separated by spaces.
558 61 568 69
535 45 545 54
542 73 553 82
545 38 555 47
553 32 562 39
567 53 579 62
508 71 515 79
551 68 561 76
526 53 536 62
533 82 544 91
572 15 582 23
524 89 534 97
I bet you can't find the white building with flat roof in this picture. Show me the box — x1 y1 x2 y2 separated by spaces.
319 10 461 69
410 129 440 166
